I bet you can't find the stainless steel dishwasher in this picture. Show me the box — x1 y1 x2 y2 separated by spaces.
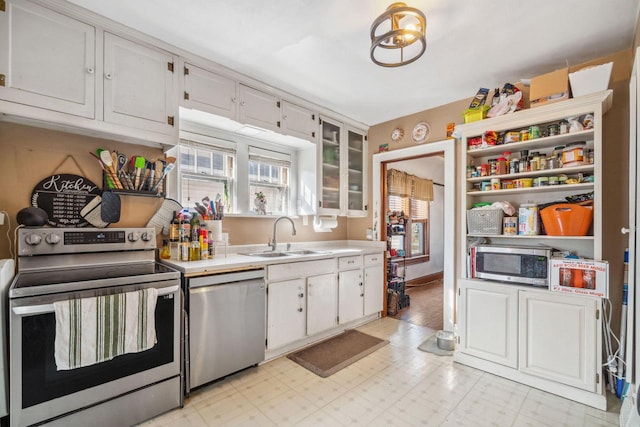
186 269 265 391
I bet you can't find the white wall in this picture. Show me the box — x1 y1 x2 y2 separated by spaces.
387 156 444 281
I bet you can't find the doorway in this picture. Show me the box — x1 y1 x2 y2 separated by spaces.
372 139 456 332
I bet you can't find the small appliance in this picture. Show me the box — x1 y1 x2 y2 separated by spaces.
473 245 551 287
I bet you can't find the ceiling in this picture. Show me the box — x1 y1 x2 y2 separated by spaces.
67 0 639 127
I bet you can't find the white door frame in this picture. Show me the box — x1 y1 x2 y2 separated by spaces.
372 139 456 332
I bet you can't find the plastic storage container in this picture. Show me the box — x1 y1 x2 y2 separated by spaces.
540 203 593 236
466 209 503 235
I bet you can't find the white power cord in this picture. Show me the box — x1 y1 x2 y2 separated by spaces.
0 210 13 260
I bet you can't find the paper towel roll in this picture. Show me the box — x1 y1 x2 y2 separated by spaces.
313 215 337 232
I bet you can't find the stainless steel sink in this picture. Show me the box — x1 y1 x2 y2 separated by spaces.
242 251 291 258
284 249 326 255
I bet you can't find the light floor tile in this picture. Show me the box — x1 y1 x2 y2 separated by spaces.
141 317 623 427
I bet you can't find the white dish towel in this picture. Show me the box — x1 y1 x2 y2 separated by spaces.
54 288 158 370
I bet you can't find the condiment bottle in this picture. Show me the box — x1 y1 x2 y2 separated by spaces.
496 157 507 175
200 229 209 260
169 211 179 241
181 236 190 261
160 240 171 259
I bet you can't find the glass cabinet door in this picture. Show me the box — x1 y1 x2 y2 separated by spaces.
347 129 365 212
320 119 341 210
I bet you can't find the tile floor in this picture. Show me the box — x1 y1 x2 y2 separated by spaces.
141 317 621 427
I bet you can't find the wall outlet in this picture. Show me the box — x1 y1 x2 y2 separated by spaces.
0 212 4 226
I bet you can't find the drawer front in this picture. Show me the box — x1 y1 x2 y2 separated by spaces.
338 255 363 270
364 253 383 267
267 258 336 282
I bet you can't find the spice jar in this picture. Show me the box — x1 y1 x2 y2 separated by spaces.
510 157 519 174
496 157 507 175
488 158 497 175
529 152 541 171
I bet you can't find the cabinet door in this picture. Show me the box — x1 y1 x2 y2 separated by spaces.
238 84 279 132
363 255 384 316
338 269 363 324
0 0 95 118
457 280 518 368
183 63 236 119
346 128 367 215
318 117 343 214
307 273 337 335
103 32 176 135
519 290 598 391
267 278 306 350
281 101 315 141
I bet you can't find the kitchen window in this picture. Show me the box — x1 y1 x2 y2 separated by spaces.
177 141 235 210
248 147 290 215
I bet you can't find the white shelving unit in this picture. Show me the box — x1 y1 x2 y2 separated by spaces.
454 90 613 410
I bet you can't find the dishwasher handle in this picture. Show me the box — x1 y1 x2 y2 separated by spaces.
188 269 264 289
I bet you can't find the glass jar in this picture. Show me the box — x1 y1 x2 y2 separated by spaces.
496 157 507 175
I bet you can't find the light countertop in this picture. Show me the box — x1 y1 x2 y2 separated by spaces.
160 240 386 276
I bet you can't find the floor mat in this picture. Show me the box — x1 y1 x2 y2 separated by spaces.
287 330 388 378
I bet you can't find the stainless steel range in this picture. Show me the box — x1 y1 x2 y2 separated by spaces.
9 227 182 427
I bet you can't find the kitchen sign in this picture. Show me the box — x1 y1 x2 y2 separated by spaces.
31 174 101 227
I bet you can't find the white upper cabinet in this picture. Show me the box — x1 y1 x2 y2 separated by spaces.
0 0 95 118
182 63 236 120
238 84 280 132
346 128 367 216
103 32 177 135
281 101 316 141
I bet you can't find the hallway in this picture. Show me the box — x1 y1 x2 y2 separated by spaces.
390 279 443 331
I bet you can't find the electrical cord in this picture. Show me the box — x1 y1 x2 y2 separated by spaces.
602 298 627 382
1 210 13 260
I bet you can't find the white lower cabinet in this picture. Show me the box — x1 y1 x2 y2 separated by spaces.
306 273 337 335
455 280 604 409
457 279 518 368
519 290 599 392
363 253 384 316
266 278 306 350
338 268 363 324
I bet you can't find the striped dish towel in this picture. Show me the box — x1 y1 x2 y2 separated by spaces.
53 288 158 370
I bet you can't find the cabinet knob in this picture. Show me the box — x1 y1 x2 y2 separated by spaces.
621 227 631 235
105 72 113 80
298 293 304 298
240 101 245 107
86 67 95 74
297 307 303 312
231 96 237 103
360 293 364 297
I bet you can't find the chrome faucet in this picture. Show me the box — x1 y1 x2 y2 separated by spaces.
269 216 296 251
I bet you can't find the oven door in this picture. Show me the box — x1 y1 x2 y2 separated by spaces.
9 280 181 427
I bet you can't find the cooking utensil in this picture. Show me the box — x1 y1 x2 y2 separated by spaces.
150 159 176 193
116 153 134 190
133 156 146 190
99 150 123 190
90 152 114 189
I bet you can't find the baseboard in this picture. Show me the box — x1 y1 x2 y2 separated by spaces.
406 272 443 287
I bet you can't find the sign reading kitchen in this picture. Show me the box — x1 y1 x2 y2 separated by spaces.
31 174 101 227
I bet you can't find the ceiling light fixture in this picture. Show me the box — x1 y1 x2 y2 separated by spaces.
370 2 426 67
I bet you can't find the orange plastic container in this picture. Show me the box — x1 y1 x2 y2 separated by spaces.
540 203 593 236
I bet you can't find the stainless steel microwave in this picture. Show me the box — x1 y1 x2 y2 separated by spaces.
473 245 551 287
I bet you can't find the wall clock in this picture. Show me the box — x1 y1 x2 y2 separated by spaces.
412 122 431 143
391 127 404 142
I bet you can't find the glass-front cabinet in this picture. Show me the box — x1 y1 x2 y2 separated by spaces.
319 117 342 213
347 129 366 215
317 117 367 216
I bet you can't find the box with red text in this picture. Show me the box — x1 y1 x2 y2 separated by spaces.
550 259 608 298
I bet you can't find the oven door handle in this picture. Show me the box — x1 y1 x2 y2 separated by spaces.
12 285 180 316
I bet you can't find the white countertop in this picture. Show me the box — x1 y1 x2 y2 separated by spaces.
160 240 386 276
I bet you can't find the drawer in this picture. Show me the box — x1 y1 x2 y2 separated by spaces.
267 258 336 282
364 253 384 267
338 255 362 270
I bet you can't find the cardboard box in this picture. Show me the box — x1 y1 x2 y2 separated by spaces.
529 68 569 108
569 62 612 97
549 258 608 298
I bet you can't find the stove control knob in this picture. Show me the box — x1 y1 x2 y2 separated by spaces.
45 233 61 245
128 232 140 242
141 232 153 242
25 233 42 246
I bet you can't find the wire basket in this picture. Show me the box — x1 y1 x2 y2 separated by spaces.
466 209 504 235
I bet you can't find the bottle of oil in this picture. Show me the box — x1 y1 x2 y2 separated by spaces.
169 211 179 241
200 229 209 260
180 236 190 261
